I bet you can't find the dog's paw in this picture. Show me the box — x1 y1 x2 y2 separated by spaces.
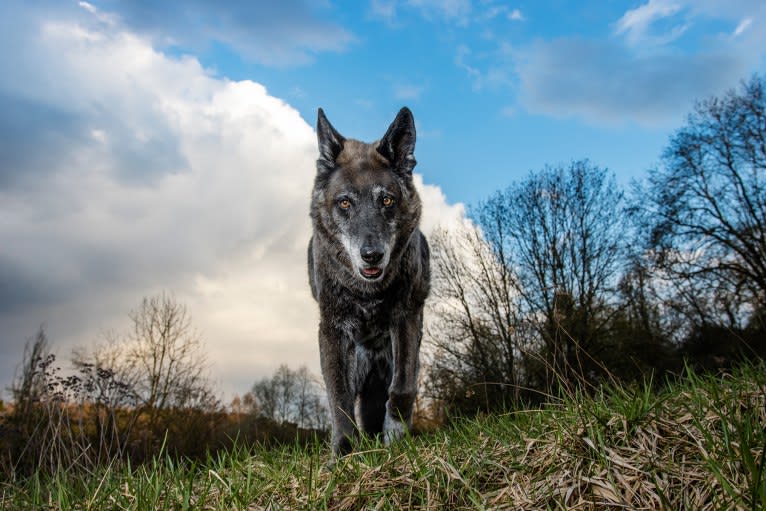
332 434 354 456
382 413 408 445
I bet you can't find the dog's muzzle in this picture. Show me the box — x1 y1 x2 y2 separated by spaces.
359 244 385 280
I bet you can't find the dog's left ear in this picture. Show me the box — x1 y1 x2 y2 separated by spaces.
377 107 416 175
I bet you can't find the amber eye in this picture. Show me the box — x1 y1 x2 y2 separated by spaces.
382 196 395 207
338 198 352 210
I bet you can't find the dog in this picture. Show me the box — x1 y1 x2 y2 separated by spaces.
307 107 430 457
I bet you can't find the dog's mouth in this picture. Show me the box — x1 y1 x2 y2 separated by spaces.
360 267 383 280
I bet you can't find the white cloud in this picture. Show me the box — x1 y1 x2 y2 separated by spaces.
614 0 766 47
0 4 464 397
509 9 524 21
733 17 753 37
415 174 465 234
614 0 683 44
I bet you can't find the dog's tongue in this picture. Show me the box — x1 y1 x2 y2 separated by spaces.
362 267 382 277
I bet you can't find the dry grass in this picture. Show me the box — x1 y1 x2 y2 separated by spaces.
3 364 765 510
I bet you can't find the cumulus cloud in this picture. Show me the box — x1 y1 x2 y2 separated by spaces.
0 3 464 396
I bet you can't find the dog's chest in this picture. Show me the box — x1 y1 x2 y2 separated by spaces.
341 296 396 351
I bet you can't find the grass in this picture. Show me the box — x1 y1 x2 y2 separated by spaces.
2 363 765 510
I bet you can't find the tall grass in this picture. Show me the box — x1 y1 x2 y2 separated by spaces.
2 363 765 510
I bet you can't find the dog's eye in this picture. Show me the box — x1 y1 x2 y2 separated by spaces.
382 196 395 208
338 198 352 210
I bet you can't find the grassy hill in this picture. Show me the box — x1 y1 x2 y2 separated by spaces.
2 364 765 510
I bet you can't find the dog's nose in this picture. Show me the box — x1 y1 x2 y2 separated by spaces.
360 245 384 265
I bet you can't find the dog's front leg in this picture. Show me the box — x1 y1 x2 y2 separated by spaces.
319 322 357 457
384 309 423 444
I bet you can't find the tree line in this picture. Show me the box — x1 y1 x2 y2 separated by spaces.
424 75 766 416
0 293 328 478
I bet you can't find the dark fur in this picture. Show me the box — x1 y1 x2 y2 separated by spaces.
308 107 430 456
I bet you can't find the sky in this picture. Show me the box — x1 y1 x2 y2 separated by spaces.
1 0 765 400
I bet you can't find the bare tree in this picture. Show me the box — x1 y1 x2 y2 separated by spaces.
639 75 766 325
124 293 218 418
250 364 328 430
425 223 529 413
293 366 319 429
475 160 628 389
273 365 297 425
251 378 278 422
425 162 633 413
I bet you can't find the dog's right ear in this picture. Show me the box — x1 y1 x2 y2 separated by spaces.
317 108 345 167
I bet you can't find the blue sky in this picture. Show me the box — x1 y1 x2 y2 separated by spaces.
1 0 765 398
150 0 765 203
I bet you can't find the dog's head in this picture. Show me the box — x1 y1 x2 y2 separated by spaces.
311 107 421 285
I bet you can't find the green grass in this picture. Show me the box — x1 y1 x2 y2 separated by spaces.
2 364 765 510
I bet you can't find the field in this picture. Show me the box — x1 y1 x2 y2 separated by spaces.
2 364 765 510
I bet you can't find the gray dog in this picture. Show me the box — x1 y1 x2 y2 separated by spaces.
307 107 430 457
